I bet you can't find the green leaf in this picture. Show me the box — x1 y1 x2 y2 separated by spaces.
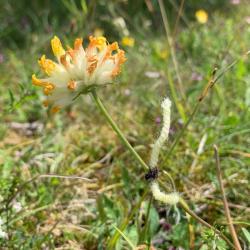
126 225 139 247
139 201 159 239
216 238 227 250
168 223 189 248
80 0 88 14
242 227 250 244
102 194 121 220
8 89 15 106
236 59 247 79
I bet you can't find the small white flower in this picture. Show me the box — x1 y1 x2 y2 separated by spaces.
144 71 160 79
0 229 8 239
32 36 126 113
13 202 22 212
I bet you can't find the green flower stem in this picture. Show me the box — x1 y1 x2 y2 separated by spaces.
91 89 149 171
90 89 234 248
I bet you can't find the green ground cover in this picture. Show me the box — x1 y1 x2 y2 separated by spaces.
0 0 249 249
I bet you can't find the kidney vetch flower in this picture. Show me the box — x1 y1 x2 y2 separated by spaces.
32 36 126 112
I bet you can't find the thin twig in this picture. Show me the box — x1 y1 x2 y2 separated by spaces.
39 174 94 182
173 0 185 40
168 0 189 27
164 65 217 161
179 199 235 249
213 145 242 250
198 66 218 101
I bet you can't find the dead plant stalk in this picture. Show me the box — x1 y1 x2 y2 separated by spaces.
214 145 242 250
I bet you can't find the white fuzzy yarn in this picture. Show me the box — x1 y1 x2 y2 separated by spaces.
150 181 180 205
149 98 180 205
149 98 171 168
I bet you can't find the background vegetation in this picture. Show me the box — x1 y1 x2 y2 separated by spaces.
0 0 249 249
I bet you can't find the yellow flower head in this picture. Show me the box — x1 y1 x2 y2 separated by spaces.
121 36 135 47
32 36 126 112
159 49 168 59
195 9 208 24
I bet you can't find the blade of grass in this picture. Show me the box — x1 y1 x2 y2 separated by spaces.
173 0 186 40
8 204 52 226
166 69 187 122
111 224 136 250
241 228 250 244
214 145 242 250
158 0 186 103
140 195 152 243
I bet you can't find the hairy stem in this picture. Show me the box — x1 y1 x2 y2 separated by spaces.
91 89 149 171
